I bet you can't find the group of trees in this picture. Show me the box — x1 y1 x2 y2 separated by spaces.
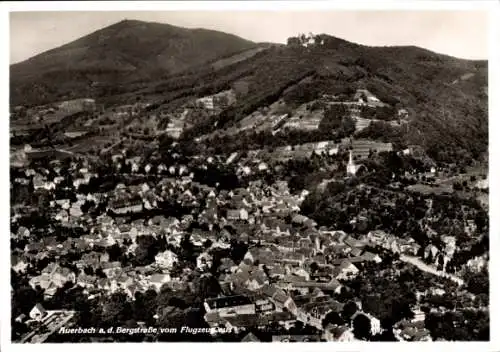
46 286 213 342
359 105 398 121
318 104 356 138
424 310 489 341
333 256 488 341
192 164 243 190
355 121 405 146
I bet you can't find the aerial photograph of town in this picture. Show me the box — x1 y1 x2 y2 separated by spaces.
6 3 491 346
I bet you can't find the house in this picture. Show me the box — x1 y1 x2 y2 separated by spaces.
154 250 178 270
411 308 426 323
15 314 28 324
203 295 255 317
281 252 306 267
361 251 382 263
196 252 214 271
268 265 286 280
217 258 236 274
222 313 261 333
12 255 28 273
324 325 355 342
366 230 390 245
291 214 308 225
332 260 359 280
29 303 47 321
41 263 77 285
349 247 364 257
398 108 409 118
109 198 143 214
343 236 366 249
227 209 249 221
149 274 171 292
241 332 260 342
17 226 30 238
290 214 317 228
243 247 274 266
101 261 122 277
272 334 322 342
78 252 102 268
261 284 297 313
466 256 487 273
32 175 46 190
76 274 97 289
254 297 275 314
245 269 269 291
395 321 432 342
115 274 134 291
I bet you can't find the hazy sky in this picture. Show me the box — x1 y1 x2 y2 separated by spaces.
10 10 489 64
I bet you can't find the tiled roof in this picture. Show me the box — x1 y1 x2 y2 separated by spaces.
205 295 252 310
241 332 260 342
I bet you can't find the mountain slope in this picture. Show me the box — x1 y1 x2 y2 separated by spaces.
173 36 487 163
10 19 257 106
10 27 487 165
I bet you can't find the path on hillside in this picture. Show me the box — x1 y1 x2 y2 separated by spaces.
400 254 464 286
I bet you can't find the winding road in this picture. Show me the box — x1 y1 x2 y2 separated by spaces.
400 254 464 286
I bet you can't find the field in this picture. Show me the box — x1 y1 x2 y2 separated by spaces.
407 183 452 196
211 47 267 70
64 135 120 153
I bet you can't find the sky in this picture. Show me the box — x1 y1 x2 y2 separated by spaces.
9 10 489 64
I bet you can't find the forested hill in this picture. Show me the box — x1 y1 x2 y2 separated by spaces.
10 25 487 165
180 34 487 164
10 19 257 106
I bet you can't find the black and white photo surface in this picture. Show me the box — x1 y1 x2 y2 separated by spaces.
5 1 493 346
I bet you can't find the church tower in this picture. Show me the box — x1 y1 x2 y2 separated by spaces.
346 150 357 176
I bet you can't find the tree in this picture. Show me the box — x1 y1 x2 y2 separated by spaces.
101 291 132 326
95 267 106 278
353 313 372 340
340 116 356 137
133 289 158 324
466 268 489 295
310 262 319 274
203 239 213 250
341 301 358 322
107 243 124 262
322 311 344 328
229 240 248 264
12 284 38 317
475 210 488 232
193 274 222 302
287 36 301 46
180 234 195 261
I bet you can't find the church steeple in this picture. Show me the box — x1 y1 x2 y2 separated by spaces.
347 150 357 176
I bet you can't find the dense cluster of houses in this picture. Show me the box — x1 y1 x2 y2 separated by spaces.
194 220 439 341
11 148 427 342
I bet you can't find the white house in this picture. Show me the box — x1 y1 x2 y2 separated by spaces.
203 295 255 317
154 250 178 270
325 325 355 342
29 303 47 321
334 261 360 280
149 274 171 292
